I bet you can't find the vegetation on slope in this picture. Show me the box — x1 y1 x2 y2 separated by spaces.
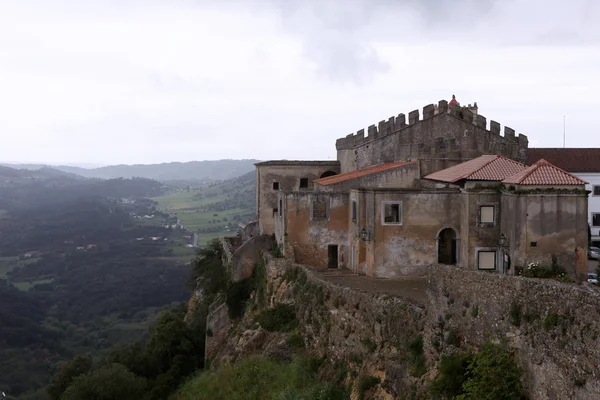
45 240 227 400
172 356 349 400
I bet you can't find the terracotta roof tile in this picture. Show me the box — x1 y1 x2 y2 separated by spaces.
526 148 600 172
424 155 526 183
502 159 588 185
314 161 416 186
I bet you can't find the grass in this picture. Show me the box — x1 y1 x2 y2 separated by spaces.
152 187 253 244
170 356 349 400
0 256 40 279
12 278 53 291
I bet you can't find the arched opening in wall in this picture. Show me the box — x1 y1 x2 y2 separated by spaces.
320 170 337 179
438 228 457 265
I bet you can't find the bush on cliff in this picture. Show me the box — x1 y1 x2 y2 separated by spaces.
430 342 525 400
256 303 298 332
171 356 349 400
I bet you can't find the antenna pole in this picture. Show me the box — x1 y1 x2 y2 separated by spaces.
563 115 566 148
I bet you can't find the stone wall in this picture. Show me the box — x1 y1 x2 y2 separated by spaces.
335 101 528 174
231 234 275 282
240 220 260 242
428 265 600 399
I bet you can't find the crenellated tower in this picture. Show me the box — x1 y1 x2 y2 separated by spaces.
335 97 528 175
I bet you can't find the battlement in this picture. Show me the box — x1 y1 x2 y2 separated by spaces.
335 99 528 150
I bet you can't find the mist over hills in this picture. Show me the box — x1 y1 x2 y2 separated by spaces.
1 159 261 182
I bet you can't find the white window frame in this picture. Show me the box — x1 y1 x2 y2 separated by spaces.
593 185 600 196
476 248 497 270
477 202 498 227
381 201 402 226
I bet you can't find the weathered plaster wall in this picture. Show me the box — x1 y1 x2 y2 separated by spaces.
336 101 528 174
501 190 589 277
279 192 349 269
363 189 462 278
256 162 340 235
460 185 503 271
315 163 420 193
428 265 600 400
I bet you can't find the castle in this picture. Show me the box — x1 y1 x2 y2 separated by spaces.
227 97 589 280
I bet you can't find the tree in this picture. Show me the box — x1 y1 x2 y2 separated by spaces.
60 364 146 400
47 355 92 400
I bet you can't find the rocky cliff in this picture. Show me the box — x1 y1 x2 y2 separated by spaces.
191 254 600 399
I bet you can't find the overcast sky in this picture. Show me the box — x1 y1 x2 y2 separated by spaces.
1 0 599 166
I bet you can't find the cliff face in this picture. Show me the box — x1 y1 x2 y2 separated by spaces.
196 255 600 399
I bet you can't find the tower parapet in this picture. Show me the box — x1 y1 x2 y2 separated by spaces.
335 99 528 151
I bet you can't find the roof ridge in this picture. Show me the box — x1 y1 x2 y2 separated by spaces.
536 158 580 180
456 154 500 180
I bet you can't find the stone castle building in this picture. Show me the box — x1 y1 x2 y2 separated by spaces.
247 97 588 279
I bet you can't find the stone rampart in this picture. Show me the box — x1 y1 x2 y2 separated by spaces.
428 265 600 399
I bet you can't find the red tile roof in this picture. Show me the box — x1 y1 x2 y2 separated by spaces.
502 159 588 185
424 155 526 183
526 148 600 172
314 161 416 186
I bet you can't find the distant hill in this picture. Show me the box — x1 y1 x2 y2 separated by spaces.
2 159 261 182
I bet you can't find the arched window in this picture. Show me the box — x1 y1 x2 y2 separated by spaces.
320 170 337 179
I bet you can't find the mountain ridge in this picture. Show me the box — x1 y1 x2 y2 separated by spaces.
1 159 261 182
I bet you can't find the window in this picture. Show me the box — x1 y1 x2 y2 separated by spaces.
480 205 495 224
593 213 600 227
530 242 537 247
299 178 309 189
311 196 329 221
279 200 283 216
382 201 402 225
477 251 496 270
273 182 279 190
351 200 357 223
594 186 600 196
273 208 278 217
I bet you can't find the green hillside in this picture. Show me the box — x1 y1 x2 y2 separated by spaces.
153 171 256 245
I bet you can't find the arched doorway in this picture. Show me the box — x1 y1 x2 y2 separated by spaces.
320 170 337 179
437 228 457 265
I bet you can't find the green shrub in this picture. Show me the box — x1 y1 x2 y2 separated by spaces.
510 302 522 327
256 303 298 332
172 356 350 400
544 313 559 330
429 353 473 399
287 331 305 349
61 364 146 400
408 335 426 377
357 375 381 400
361 338 377 352
226 279 253 318
457 342 525 400
446 329 460 347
